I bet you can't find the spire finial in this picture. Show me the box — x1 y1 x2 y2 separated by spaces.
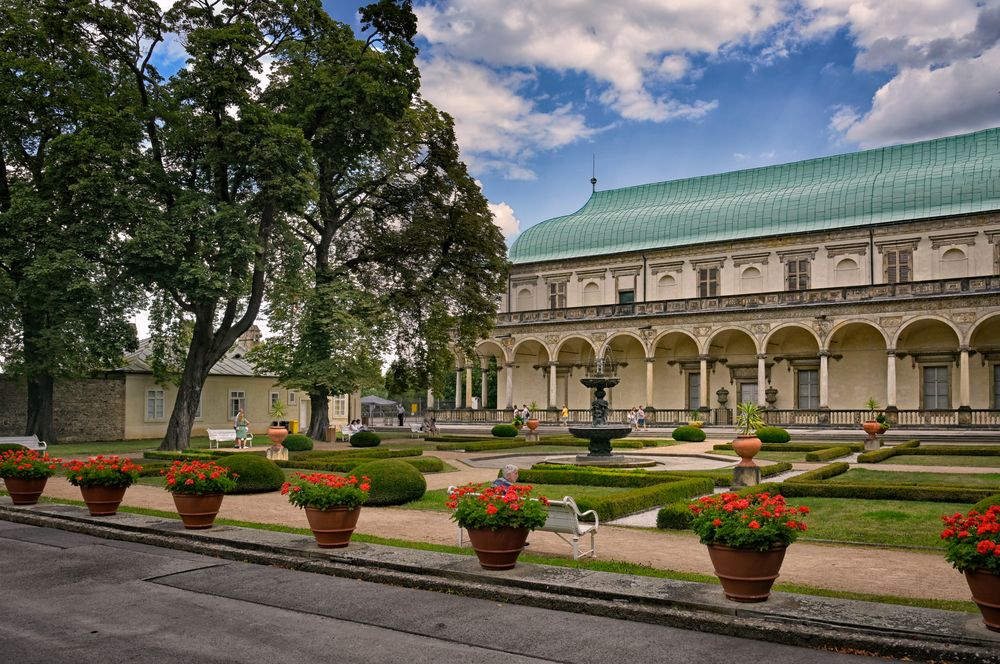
590 153 597 193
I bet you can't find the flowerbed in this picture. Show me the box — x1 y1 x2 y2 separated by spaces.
942 505 1000 574
448 484 549 530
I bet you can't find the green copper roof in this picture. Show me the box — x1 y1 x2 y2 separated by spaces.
509 127 1000 265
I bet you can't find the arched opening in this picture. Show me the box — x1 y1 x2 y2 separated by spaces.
706 329 759 410
474 341 507 410
833 258 860 286
657 275 677 300
510 339 550 412
740 266 762 293
652 330 701 416
895 318 961 410
765 326 821 410
940 247 968 279
555 337 597 411
602 334 647 416
970 315 1000 410
828 322 887 410
582 281 601 306
515 288 534 312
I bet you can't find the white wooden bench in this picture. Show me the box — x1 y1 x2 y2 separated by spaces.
448 487 598 560
409 424 423 439
206 428 253 449
0 435 47 452
338 426 355 442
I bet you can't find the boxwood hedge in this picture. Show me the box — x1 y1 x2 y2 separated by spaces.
787 462 849 482
671 426 706 442
491 424 519 438
755 426 790 444
804 446 853 462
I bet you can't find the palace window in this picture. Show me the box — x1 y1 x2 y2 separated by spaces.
687 372 700 410
288 390 297 404
618 289 635 304
922 366 950 409
884 247 913 284
797 369 819 409
785 258 810 291
146 389 165 421
270 391 280 409
229 390 246 419
697 267 719 298
548 281 567 309
333 394 348 418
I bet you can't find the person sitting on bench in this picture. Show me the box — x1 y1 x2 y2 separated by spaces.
492 464 519 488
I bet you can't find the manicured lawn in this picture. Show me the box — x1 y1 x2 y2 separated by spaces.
828 468 1000 489
45 437 217 456
714 449 811 462
796 496 971 548
397 484 634 512
883 455 1000 468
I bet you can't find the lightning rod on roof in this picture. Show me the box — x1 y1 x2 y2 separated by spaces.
591 153 597 193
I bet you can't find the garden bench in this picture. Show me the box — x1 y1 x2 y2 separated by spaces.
206 428 252 449
409 424 423 439
338 426 355 442
0 435 47 452
448 487 598 560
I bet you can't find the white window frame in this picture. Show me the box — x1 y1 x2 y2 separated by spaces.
287 390 297 405
697 267 719 298
921 365 950 410
145 389 165 422
547 281 567 309
333 394 348 418
270 391 280 409
796 369 820 409
686 372 700 410
230 390 247 419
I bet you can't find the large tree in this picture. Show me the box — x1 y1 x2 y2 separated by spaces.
254 4 508 439
109 0 315 449
0 0 142 443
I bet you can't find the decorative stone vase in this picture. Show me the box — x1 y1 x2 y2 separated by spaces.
526 418 539 431
688 421 704 429
731 435 762 467
3 476 48 505
267 425 289 446
707 544 788 602
862 420 881 439
171 493 224 529
304 506 361 548
79 485 128 516
965 569 1000 632
465 526 529 570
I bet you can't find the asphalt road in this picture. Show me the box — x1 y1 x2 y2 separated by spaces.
0 520 879 663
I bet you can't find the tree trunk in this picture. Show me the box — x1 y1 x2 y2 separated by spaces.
160 332 212 451
308 388 330 441
25 373 57 445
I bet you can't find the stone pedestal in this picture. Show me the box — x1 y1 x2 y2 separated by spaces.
266 445 289 461
524 431 539 442
864 437 881 452
732 465 761 487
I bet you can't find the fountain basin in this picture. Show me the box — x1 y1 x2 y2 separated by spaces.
546 454 658 468
568 425 632 456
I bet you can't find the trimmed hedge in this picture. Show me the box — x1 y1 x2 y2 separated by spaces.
714 442 865 453
804 446 853 462
0 443 28 452
906 446 1000 457
275 456 444 474
135 461 173 477
491 424 518 438
519 468 679 488
436 440 536 452
291 448 421 460
775 481 995 503
973 493 1000 512
281 434 313 451
656 502 694 530
143 451 215 461
668 462 793 487
671 425 706 442
787 462 849 482
349 431 381 448
856 439 920 463
571 478 713 522
216 454 285 494
353 459 426 506
755 426 790 444
424 434 498 443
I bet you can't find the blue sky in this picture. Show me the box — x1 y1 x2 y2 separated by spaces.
324 0 1000 241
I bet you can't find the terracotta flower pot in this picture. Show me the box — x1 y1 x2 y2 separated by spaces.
80 485 127 516
862 420 881 439
965 569 1000 632
707 543 788 602
526 418 539 431
171 493 224 529
3 476 48 505
267 426 289 446
731 435 762 467
304 506 362 548
465 526 529 570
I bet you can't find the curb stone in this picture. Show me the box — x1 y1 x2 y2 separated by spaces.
1 499 998 664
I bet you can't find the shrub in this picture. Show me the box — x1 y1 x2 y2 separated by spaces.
404 456 445 473
755 426 790 444
436 440 535 452
291 448 420 460
282 434 313 451
804 446 852 462
577 478 714 521
776 481 995 503
973 493 1000 512
656 502 694 530
143 450 215 462
349 431 381 448
491 424 518 438
671 425 706 442
352 459 426 506
787 462 849 482
0 443 28 453
216 455 285 494
856 447 897 463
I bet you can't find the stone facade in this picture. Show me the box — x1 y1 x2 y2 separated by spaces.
0 376 126 442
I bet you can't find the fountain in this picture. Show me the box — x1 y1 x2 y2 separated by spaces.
561 352 655 468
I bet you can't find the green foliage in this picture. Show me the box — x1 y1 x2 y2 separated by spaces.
269 401 288 419
0 444 28 453
787 463 850 482
519 468 672 488
281 434 313 452
908 445 1000 457
856 447 898 463
275 456 444 474
491 424 518 438
671 425 706 442
436 439 534 452
352 459 427 506
656 503 694 530
143 451 215 462
735 402 765 436
290 448 421 461
448 484 548 530
755 427 790 444
578 478 714 521
804 446 853 462
973 494 1000 512
216 455 285 494
865 397 880 411
776 481 994 503
349 431 381 448
715 442 865 453
0 450 60 479
282 473 369 511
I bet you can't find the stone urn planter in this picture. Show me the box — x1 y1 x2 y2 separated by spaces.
466 526 530 570
267 425 289 446
80 485 128 516
965 569 1000 632
172 493 225 529
3 477 48 505
707 544 788 602
304 506 362 548
526 418 539 431
731 434 762 467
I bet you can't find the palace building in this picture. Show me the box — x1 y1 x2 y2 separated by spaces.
448 127 1000 427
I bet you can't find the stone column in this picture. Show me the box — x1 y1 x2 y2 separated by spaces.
698 354 709 411
505 362 514 409
426 388 434 409
757 353 767 408
886 350 897 409
645 357 655 407
819 351 830 409
455 368 463 409
548 361 558 409
465 366 474 409
480 358 489 409
959 346 971 409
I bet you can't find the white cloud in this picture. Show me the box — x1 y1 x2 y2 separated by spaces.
488 201 521 240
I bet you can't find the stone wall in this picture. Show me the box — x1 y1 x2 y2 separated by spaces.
0 376 126 443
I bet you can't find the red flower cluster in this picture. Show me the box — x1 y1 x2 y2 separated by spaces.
0 449 62 480
63 455 142 488
282 473 370 510
161 460 237 495
689 491 810 551
941 505 1000 573
448 483 550 531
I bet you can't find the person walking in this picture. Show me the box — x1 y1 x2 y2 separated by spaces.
637 405 646 430
396 403 405 427
560 404 569 425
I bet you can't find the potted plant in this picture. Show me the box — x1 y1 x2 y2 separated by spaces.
448 483 549 570
689 491 810 602
0 449 62 505
863 397 887 437
63 455 142 515
267 400 289 446
512 413 525 429
526 401 540 431
161 460 238 529
688 409 704 428
941 505 1000 631
282 472 370 548
732 402 765 467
